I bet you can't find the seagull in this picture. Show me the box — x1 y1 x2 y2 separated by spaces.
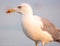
6 3 60 46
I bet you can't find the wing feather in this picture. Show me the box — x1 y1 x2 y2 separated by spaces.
41 18 60 41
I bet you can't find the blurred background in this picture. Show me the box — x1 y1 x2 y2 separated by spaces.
0 0 60 46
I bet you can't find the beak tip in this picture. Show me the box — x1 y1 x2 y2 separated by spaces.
6 9 15 13
6 10 12 13
6 11 11 13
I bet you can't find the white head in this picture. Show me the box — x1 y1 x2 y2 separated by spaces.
6 3 33 15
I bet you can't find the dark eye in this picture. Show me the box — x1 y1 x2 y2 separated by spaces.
18 6 21 8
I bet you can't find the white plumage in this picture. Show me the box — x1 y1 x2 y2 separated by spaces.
6 3 60 46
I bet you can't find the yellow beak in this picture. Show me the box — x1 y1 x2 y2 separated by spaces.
6 9 16 13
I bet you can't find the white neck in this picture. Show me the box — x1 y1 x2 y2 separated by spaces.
21 10 33 17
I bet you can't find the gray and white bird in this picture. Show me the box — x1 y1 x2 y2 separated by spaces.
6 3 60 46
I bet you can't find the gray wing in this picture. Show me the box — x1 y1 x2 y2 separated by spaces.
41 18 60 41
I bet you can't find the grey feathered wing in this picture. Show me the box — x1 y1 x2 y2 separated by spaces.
41 18 60 42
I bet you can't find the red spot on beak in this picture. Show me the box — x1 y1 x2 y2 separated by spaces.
6 9 16 13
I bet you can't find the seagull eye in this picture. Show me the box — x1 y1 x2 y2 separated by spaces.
18 6 21 8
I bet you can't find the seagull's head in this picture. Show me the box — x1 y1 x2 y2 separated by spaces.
6 3 33 15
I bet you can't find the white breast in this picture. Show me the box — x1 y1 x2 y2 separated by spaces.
21 15 53 43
